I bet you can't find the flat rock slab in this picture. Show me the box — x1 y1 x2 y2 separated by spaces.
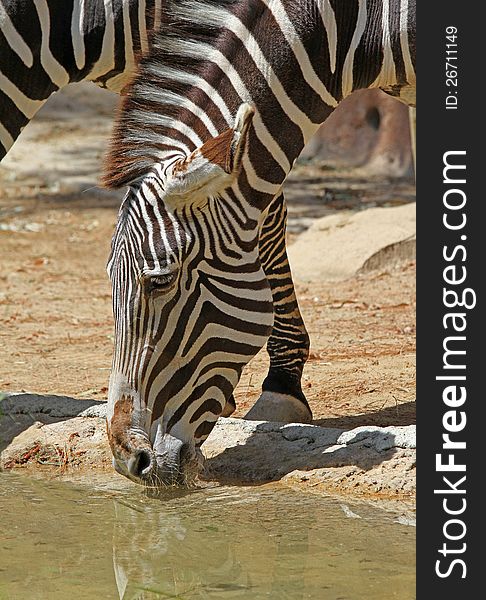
0 393 415 499
288 203 415 282
204 419 415 498
0 393 107 453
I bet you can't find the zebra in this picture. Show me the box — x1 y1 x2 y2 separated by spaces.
0 0 166 160
100 0 416 485
1 0 314 439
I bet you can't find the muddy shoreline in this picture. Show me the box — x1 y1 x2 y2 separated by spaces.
1 393 415 503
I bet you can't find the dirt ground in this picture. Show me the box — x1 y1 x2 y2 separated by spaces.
0 84 415 432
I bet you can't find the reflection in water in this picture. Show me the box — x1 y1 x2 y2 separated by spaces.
0 475 415 600
113 490 304 599
111 487 414 600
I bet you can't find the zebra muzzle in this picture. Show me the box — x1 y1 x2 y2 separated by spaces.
152 429 194 485
108 397 197 486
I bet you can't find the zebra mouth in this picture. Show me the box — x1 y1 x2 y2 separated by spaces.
151 432 200 487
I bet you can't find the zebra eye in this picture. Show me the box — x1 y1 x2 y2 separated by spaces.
145 272 177 294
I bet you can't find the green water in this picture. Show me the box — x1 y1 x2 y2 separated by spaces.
0 474 415 599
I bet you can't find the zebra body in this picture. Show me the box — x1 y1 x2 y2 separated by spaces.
101 0 416 485
0 0 163 158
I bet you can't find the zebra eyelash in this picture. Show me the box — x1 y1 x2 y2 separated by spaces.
143 272 178 294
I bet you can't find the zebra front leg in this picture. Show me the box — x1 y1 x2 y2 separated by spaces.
244 193 312 424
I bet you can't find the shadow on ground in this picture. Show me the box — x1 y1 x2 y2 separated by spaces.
312 400 416 429
0 393 105 454
203 418 415 486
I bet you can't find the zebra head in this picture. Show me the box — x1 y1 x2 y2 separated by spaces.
105 104 274 486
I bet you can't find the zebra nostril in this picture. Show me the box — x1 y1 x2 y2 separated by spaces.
127 449 153 479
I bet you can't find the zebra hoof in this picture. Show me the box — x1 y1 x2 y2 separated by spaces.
243 391 312 424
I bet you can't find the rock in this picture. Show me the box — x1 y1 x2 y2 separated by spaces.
0 393 415 499
202 418 416 497
1 417 112 473
0 393 108 455
288 203 415 282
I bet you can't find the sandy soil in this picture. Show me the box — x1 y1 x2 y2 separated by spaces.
0 83 415 432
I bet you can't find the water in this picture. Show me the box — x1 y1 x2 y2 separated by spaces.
0 474 415 599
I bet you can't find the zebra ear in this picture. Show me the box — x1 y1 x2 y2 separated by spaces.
164 103 254 200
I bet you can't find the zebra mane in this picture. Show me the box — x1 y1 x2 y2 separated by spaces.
102 0 246 189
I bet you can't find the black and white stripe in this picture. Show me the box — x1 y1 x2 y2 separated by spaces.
101 0 415 485
0 0 163 159
0 0 314 477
